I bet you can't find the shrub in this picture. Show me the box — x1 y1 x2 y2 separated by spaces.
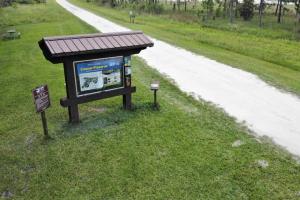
144 3 164 14
0 0 13 7
215 5 221 17
137 3 145 13
0 0 46 7
96 0 115 7
202 0 214 19
240 0 254 20
16 0 35 4
11 2 17 7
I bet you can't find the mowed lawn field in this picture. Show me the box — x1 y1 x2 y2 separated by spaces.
1 1 300 199
70 0 300 96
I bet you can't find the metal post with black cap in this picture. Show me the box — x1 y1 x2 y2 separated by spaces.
150 80 160 110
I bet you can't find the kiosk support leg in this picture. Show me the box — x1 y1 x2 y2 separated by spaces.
64 61 80 123
68 105 79 123
123 94 132 110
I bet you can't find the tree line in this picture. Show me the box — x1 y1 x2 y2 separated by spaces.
1 0 299 28
0 0 45 8
89 0 300 26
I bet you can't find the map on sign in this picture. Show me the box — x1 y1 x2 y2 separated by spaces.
74 57 124 96
32 85 50 113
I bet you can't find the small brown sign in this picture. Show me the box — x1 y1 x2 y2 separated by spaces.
32 85 50 113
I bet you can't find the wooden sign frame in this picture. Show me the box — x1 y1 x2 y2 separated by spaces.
38 31 153 123
60 55 134 123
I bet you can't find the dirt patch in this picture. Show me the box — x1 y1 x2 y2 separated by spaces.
256 160 269 168
232 140 244 147
2 190 13 199
88 107 107 113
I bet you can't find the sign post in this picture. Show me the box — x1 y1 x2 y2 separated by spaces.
32 85 50 138
150 80 160 110
40 111 49 138
123 56 132 109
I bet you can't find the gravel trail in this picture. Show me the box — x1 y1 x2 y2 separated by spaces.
57 0 300 156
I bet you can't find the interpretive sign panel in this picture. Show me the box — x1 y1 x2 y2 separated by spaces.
74 56 124 96
32 85 50 113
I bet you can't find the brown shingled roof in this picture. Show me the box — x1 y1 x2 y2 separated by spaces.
39 31 153 63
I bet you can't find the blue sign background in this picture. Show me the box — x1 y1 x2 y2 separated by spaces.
76 57 123 74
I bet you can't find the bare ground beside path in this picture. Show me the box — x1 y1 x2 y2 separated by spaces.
57 0 300 156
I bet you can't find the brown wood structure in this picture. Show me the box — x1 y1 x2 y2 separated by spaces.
39 31 153 123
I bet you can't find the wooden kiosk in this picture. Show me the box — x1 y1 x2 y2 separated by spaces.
39 31 153 123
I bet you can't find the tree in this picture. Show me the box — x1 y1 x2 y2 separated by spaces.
277 0 283 23
177 0 180 11
295 0 300 23
223 0 227 18
275 0 279 15
225 0 237 23
258 0 265 27
240 0 254 20
215 0 222 17
234 0 238 17
229 0 234 23
202 0 214 20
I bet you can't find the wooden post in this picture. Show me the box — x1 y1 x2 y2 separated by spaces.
41 111 49 138
123 93 132 110
123 70 132 110
63 60 80 123
154 90 157 107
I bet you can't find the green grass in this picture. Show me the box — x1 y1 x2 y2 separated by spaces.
69 0 300 95
1 1 300 199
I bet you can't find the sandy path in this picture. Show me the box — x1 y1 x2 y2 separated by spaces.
57 0 300 156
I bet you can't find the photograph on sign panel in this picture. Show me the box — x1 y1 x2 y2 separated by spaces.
79 71 103 92
74 57 124 96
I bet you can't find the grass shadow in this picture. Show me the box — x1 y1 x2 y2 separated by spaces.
53 101 160 140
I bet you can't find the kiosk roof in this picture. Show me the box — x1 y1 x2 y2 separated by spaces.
39 31 153 62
